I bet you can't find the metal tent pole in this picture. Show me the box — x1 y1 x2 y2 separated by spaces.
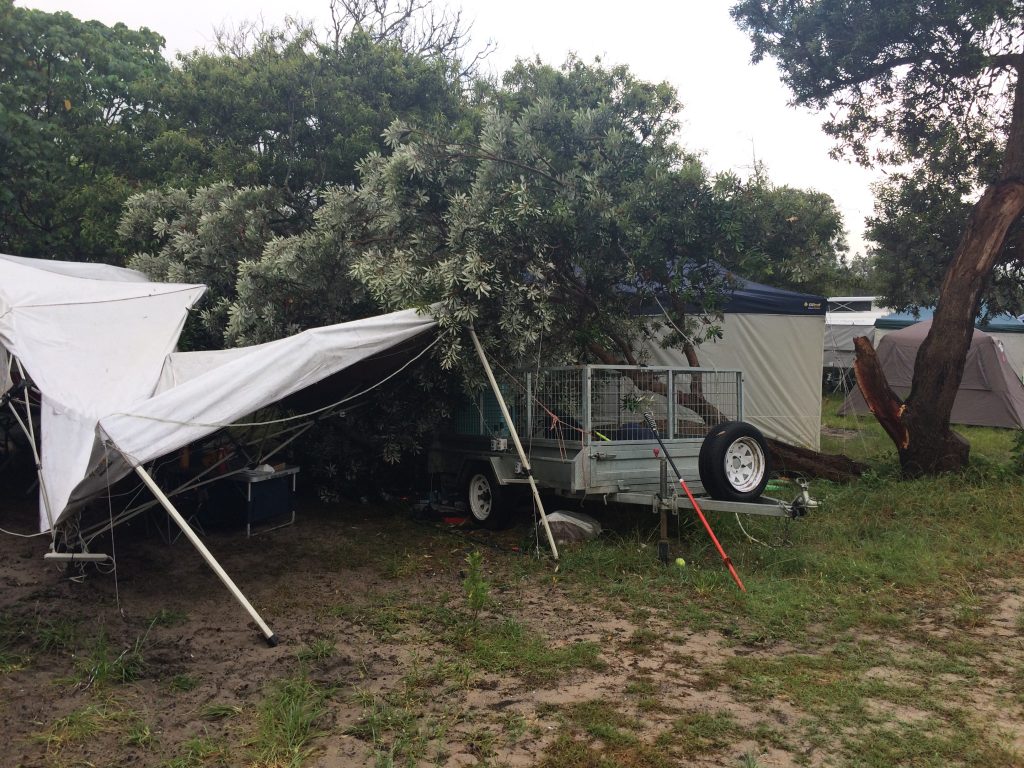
133 464 279 646
467 326 559 561
6 359 55 534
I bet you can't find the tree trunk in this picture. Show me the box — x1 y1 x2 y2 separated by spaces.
897 180 1024 476
851 335 908 449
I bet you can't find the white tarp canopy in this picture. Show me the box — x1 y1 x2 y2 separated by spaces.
0 254 205 530
0 255 436 533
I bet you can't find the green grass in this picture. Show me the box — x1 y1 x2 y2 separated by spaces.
9 400 1024 768
250 673 328 768
150 608 188 627
657 709 740 758
164 733 234 768
199 703 244 721
72 629 150 689
296 635 336 662
330 592 438 640
169 673 200 692
452 617 604 684
124 719 156 749
348 688 437 767
35 617 79 653
38 702 127 757
844 717 1019 767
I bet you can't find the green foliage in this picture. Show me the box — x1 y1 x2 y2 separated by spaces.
345 57 742 371
0 0 171 262
711 163 850 295
732 0 1024 315
159 24 466 230
1012 429 1024 474
251 673 328 768
462 550 491 618
119 183 294 350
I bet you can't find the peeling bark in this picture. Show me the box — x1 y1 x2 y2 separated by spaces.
851 336 909 449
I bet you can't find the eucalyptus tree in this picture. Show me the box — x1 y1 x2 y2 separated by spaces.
733 0 1024 474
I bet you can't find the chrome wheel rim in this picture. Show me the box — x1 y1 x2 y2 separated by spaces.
723 437 765 493
468 473 493 520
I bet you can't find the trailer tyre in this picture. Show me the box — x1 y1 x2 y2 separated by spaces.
698 421 770 502
463 465 510 529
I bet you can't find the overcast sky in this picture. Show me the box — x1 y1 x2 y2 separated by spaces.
21 0 881 257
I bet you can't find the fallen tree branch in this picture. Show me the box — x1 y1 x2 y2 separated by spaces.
766 437 866 483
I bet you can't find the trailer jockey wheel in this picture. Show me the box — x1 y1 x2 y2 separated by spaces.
463 465 510 529
698 421 770 502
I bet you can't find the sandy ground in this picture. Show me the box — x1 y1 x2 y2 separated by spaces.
2 485 1023 767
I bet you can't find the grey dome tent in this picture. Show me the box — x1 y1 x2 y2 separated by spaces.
838 319 1024 428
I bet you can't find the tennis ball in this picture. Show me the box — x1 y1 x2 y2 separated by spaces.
675 557 686 568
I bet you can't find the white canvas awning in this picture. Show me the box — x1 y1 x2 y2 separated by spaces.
99 309 438 469
0 255 206 530
0 254 436 532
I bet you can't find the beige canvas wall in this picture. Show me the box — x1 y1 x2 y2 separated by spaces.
645 313 825 450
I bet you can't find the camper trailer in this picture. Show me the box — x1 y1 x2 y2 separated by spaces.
823 296 892 390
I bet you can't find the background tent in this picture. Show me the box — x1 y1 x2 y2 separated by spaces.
874 308 1024 383
645 275 826 450
838 319 1024 428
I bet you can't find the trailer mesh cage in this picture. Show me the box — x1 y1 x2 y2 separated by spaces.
454 365 743 442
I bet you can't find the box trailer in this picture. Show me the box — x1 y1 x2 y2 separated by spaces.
429 365 817 528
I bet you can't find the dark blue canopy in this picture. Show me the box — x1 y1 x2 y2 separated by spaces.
876 308 1024 334
630 264 825 316
718 272 826 315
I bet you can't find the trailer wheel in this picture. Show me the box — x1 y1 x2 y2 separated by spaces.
463 465 510 529
698 421 770 502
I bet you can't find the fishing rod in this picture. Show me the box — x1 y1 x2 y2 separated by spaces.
642 411 745 592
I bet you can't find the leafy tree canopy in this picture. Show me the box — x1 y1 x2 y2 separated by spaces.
733 0 1024 313
0 0 169 261
342 57 731 370
733 0 1024 473
156 23 468 232
711 164 850 296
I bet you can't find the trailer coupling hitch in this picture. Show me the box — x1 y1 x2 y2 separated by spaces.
789 478 819 518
